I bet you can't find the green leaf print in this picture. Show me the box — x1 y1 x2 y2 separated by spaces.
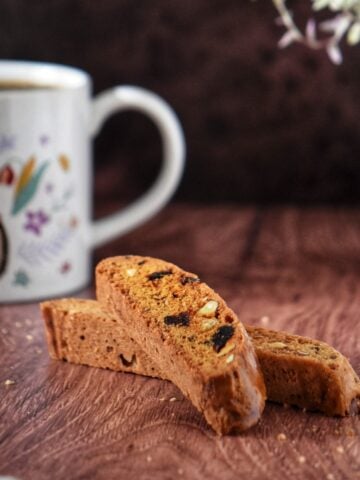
12 162 49 215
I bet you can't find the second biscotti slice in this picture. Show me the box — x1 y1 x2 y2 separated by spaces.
248 326 360 416
96 255 266 435
41 298 161 379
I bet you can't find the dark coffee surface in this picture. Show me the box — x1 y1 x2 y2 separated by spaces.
0 81 58 90
0 1 359 203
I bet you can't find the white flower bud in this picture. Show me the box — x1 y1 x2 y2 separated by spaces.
347 22 360 45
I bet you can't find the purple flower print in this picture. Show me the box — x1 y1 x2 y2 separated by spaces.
24 210 50 236
45 182 54 194
39 134 50 146
0 134 15 154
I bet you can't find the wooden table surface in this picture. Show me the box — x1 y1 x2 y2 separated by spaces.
0 205 359 480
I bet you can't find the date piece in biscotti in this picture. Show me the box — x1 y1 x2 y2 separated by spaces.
96 255 266 435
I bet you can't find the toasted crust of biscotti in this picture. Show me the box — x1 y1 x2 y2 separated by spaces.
247 326 360 416
96 255 266 435
41 298 360 417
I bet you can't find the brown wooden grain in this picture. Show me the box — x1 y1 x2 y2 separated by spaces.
0 205 359 480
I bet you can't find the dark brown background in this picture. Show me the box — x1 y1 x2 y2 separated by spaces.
0 0 359 204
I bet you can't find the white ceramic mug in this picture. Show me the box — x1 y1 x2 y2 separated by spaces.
0 61 185 302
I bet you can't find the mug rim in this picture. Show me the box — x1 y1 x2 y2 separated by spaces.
0 60 90 91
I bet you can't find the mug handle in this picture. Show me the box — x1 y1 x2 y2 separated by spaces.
89 86 185 248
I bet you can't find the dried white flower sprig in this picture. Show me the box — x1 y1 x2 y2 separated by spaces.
272 0 360 63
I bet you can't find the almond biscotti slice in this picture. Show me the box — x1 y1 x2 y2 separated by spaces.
45 298 272 389
248 326 360 416
96 255 266 435
41 298 161 379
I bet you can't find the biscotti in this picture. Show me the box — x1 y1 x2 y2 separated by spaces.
41 298 360 417
41 298 161 379
96 255 266 435
248 326 360 416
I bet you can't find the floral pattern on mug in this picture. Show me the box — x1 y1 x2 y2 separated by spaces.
0 164 15 185
1 148 76 284
12 157 49 215
60 261 72 274
39 134 50 146
58 154 71 171
23 209 50 236
13 269 30 287
18 222 76 267
0 134 15 154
